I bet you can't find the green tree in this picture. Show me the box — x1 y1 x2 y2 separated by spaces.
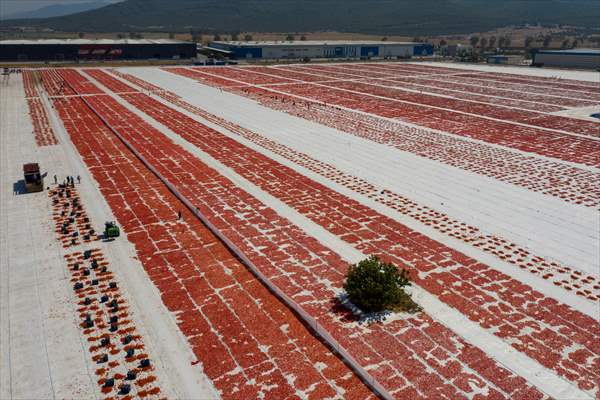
543 35 551 48
213 33 221 41
480 37 488 50
381 36 388 41
561 38 571 49
78 32 85 38
300 35 307 41
343 256 420 313
524 36 534 48
168 32 175 39
285 33 295 41
488 36 496 49
439 39 447 47
129 31 143 39
469 36 479 47
571 39 579 48
231 32 239 41
589 36 600 46
244 34 253 41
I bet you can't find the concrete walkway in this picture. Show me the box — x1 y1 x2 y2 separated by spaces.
0 74 98 399
1 73 218 399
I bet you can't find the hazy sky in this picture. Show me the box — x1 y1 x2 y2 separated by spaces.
1 0 123 17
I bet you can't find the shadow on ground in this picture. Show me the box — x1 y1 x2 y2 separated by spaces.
13 179 27 195
330 295 391 325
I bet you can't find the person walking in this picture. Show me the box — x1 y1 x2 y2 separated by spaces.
178 210 182 221
54 174 57 184
77 175 81 184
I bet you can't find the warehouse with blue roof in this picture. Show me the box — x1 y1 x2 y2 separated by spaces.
206 40 433 60
532 49 600 70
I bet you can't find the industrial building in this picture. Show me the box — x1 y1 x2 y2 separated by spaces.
206 40 434 60
0 39 197 61
532 49 600 70
486 54 524 65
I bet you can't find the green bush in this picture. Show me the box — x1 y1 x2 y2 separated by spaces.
343 256 420 314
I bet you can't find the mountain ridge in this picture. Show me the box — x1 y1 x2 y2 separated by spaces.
2 1 115 20
2 0 600 36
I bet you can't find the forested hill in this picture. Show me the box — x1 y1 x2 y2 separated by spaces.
2 1 113 20
2 0 599 35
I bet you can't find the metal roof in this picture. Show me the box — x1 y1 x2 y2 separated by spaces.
23 163 40 173
536 48 600 55
203 46 233 54
213 40 424 47
0 39 192 45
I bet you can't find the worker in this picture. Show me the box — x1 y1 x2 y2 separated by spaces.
77 175 81 184
178 210 182 221
54 175 57 184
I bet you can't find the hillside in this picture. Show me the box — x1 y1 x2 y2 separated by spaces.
2 1 116 20
2 0 600 35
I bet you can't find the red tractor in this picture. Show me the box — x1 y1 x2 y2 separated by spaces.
23 163 43 193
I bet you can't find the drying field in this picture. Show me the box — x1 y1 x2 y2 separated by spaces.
1 61 599 400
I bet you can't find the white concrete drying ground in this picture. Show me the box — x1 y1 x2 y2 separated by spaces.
89 69 592 400
106 68 597 320
0 74 218 399
1 74 98 399
3 60 599 400
124 66 600 277
408 61 600 82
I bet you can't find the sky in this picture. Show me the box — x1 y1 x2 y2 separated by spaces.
1 0 123 16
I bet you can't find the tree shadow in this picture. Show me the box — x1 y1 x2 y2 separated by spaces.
330 294 391 325
330 296 359 323
13 180 27 195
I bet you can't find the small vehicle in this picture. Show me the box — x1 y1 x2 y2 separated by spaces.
23 163 44 193
103 221 120 239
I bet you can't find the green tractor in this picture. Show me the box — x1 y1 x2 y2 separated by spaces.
104 221 120 239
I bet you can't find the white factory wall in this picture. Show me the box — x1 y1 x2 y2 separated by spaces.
253 44 415 59
535 53 600 69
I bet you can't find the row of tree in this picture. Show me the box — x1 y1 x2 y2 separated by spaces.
188 32 309 43
77 31 144 39
380 35 515 50
468 35 512 50
79 31 312 43
469 34 580 50
525 35 580 49
212 33 254 42
78 30 586 50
